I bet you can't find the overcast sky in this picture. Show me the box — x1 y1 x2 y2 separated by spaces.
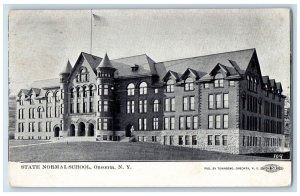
9 9 291 96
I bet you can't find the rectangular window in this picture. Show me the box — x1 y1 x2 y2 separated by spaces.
193 116 198 129
153 118 159 130
169 135 174 145
178 136 183 145
223 93 229 108
192 135 197 145
186 116 191 130
103 85 109 95
208 135 213 145
215 135 220 146
208 94 214 109
171 98 175 111
216 94 222 108
229 80 235 86
103 101 108 112
152 136 157 142
208 115 213 129
214 79 224 88
179 117 185 130
89 101 93 112
170 117 175 130
164 117 169 130
223 114 229 129
185 135 190 145
38 122 42 132
165 98 170 112
204 83 209 89
190 96 195 110
222 135 228 146
183 97 188 111
103 119 108 130
138 118 147 130
215 115 221 129
154 88 158 94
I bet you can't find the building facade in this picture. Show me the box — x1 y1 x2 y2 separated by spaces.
15 48 286 154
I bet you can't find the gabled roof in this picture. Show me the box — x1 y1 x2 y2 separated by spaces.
262 76 270 85
181 68 201 80
81 52 102 71
158 48 256 75
162 70 181 82
269 79 276 88
276 82 282 91
30 88 41 95
18 89 30 96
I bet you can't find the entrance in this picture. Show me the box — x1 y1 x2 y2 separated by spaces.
54 127 60 137
70 124 75 136
78 122 86 136
88 123 94 136
125 125 134 137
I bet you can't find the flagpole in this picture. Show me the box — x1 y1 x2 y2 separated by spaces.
90 9 93 54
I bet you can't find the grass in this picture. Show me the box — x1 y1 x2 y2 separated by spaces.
9 140 276 162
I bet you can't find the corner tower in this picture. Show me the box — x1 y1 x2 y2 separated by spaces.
59 60 72 137
96 53 116 139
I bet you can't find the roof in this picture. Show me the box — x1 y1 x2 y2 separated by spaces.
269 79 276 88
262 76 270 84
156 48 256 75
30 78 60 89
81 52 102 71
97 53 114 69
60 60 72 74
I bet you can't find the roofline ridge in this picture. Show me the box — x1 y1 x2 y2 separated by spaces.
157 48 256 64
113 53 147 61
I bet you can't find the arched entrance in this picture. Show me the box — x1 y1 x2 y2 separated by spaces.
78 122 86 136
54 127 60 137
125 124 134 137
88 123 94 136
70 124 75 136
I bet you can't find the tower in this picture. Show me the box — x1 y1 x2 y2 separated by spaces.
59 60 72 137
96 53 116 139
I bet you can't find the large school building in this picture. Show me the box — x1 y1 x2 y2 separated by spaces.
15 48 286 154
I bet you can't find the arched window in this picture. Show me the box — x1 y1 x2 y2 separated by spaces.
37 107 44 118
127 83 135 96
254 78 258 92
184 77 194 91
153 100 159 112
78 67 88 82
70 88 74 99
76 87 80 97
55 91 60 102
166 79 175 93
139 82 147 95
89 85 94 96
46 93 52 103
250 77 254 91
82 86 87 97
247 75 250 90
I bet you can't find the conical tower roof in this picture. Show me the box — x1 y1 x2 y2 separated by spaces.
60 60 72 74
97 53 114 69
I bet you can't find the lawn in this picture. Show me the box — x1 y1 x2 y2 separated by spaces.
9 140 275 162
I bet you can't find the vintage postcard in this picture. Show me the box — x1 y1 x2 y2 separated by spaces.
8 9 292 187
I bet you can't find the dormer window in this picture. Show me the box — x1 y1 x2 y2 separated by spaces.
131 64 139 72
184 77 194 91
214 79 224 88
166 79 175 93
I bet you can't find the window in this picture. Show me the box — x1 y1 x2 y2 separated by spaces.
78 67 88 82
166 79 175 93
165 98 175 112
153 118 159 130
103 101 108 112
193 116 198 129
103 85 109 95
178 136 183 145
223 114 229 129
215 115 221 129
183 97 188 111
190 96 195 110
103 119 108 130
139 100 147 113
89 101 93 112
186 116 191 129
98 85 102 95
154 88 158 94
82 86 87 97
179 116 185 130
89 85 94 96
164 117 169 130
139 82 147 95
138 118 147 130
153 100 159 112
169 136 174 145
208 115 214 129
184 77 194 91
222 135 228 146
208 135 213 145
171 98 175 111
185 135 190 145
204 83 209 89
127 83 135 96
223 93 229 108
165 98 170 112
127 101 135 113
192 135 197 145
208 94 214 109
214 79 224 88
229 80 235 86
152 136 157 142
47 94 52 103
170 117 175 130
215 135 220 145
216 94 222 108
76 87 80 98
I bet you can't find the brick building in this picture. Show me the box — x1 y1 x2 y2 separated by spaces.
15 48 286 154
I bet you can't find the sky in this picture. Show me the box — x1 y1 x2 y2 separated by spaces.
8 9 291 96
